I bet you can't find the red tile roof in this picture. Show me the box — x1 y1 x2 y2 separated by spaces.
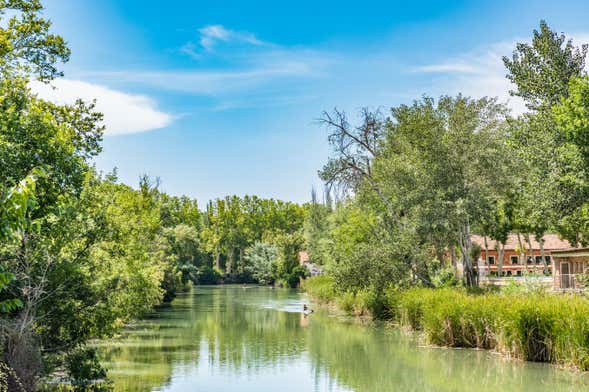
471 233 571 251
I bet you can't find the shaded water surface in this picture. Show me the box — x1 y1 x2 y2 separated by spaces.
95 286 589 391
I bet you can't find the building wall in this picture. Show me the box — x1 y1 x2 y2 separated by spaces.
553 256 588 290
479 249 553 275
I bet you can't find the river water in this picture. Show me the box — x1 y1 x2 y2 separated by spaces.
95 285 589 391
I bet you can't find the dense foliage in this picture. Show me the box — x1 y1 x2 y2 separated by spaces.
3 1 589 387
0 2 309 390
303 20 589 297
300 20 589 372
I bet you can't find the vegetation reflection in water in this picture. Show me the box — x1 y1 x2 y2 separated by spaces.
95 286 589 392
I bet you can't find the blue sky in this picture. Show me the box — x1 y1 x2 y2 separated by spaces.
37 0 589 204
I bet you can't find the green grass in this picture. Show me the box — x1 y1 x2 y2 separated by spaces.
303 276 378 317
391 288 589 370
302 275 337 303
304 276 589 370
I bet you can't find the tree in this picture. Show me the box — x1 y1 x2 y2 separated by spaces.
0 0 70 81
303 187 331 266
553 76 589 170
243 242 277 285
503 20 587 110
319 108 392 217
505 23 588 247
164 223 202 285
200 196 306 276
0 173 39 391
376 96 514 286
552 76 589 244
274 232 306 288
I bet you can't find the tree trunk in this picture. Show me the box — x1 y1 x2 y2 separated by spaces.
539 238 548 274
483 236 489 280
449 245 458 278
517 233 526 275
460 223 476 287
525 234 534 273
227 249 234 274
497 242 505 277
215 252 220 270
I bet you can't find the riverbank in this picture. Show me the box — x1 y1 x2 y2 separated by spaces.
303 276 589 371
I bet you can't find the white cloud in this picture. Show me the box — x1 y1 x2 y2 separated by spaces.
410 33 589 115
198 24 264 51
89 65 319 95
180 24 266 58
409 41 527 114
81 47 333 101
30 79 174 136
411 62 479 74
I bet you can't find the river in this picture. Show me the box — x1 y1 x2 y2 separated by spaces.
95 285 589 391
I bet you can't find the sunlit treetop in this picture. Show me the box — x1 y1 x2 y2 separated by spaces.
0 0 70 81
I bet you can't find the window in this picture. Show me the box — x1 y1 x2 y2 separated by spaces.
527 256 533 264
532 256 551 264
487 256 495 265
510 255 519 264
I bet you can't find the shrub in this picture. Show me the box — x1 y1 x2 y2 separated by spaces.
336 291 356 314
55 348 113 391
282 265 307 288
196 265 221 285
302 275 336 303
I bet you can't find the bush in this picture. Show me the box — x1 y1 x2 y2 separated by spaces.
46 347 113 391
195 265 222 285
336 291 356 314
280 265 307 288
243 242 277 285
431 266 460 288
302 275 336 303
304 276 381 317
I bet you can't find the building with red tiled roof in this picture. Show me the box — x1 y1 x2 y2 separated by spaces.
471 233 572 276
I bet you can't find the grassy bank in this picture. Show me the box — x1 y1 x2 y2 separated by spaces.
303 276 589 370
302 275 379 317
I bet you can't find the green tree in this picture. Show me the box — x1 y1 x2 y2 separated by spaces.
503 20 587 110
303 188 331 266
164 223 202 285
0 0 70 81
552 76 589 243
274 232 306 288
379 96 513 286
243 242 278 285
505 22 588 247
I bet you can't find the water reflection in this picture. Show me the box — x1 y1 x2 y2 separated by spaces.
95 286 589 392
